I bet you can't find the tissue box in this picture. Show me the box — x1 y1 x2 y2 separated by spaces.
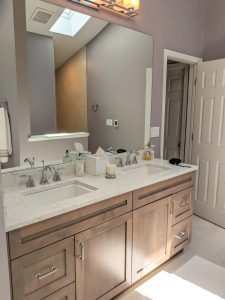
85 155 109 176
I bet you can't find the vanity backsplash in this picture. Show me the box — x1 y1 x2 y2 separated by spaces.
2 162 76 191
1 151 132 191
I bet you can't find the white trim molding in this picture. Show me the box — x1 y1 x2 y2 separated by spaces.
160 49 202 160
145 68 152 147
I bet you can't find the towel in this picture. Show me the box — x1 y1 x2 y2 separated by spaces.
0 108 12 163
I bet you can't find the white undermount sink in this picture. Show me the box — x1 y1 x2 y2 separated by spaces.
122 163 170 175
23 180 97 202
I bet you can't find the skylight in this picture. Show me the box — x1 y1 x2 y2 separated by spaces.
50 9 91 37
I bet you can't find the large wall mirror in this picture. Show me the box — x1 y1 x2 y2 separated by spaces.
25 0 153 153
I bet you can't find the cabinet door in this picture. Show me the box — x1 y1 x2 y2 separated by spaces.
75 213 132 300
132 197 172 282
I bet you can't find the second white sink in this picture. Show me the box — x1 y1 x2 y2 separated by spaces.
122 163 170 176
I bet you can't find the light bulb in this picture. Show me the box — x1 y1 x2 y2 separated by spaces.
116 0 140 10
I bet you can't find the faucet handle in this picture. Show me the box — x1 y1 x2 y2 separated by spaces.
21 175 35 188
125 151 133 166
50 165 63 182
115 157 124 168
132 151 140 164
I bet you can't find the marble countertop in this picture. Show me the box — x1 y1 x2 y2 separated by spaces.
3 159 198 232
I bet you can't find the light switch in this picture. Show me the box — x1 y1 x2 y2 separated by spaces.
151 127 160 138
106 119 113 127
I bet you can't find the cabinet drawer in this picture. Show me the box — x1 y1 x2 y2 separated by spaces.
171 187 194 225
42 283 75 300
171 217 192 256
9 192 132 259
11 237 75 300
133 172 195 209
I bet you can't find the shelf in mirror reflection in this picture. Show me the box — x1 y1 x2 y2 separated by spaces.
28 132 89 142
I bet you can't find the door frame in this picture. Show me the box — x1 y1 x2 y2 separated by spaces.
160 50 202 161
164 63 189 161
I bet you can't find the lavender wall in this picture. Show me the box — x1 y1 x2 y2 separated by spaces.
203 0 225 61
46 0 208 157
136 0 208 156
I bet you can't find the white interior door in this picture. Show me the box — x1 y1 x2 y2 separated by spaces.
164 63 189 160
192 59 225 228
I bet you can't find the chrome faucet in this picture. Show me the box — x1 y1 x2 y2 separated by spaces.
40 165 52 185
21 175 35 188
24 157 35 168
125 151 140 166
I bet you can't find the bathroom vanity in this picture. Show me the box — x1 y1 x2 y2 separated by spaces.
3 160 197 300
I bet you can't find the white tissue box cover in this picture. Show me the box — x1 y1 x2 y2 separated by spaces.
85 156 109 176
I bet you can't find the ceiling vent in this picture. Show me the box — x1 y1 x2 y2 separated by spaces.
31 8 53 24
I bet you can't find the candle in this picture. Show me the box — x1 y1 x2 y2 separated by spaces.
106 164 117 177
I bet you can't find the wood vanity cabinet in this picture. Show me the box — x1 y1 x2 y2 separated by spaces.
132 172 195 283
75 213 132 300
7 172 196 300
132 196 172 282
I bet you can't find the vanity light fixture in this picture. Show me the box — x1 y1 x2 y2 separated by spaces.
69 0 100 10
68 0 140 17
97 0 140 16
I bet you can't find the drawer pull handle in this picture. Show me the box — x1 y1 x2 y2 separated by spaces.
35 266 57 280
175 231 187 239
180 201 189 208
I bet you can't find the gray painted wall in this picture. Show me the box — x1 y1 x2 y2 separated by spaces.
0 0 21 168
203 0 225 61
0 166 11 300
27 32 57 135
87 24 153 153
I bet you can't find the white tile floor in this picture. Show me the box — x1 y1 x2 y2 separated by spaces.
117 216 225 300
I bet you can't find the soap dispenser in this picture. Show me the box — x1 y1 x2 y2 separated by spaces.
63 150 72 163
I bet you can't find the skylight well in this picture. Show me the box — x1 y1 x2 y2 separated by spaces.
50 9 91 37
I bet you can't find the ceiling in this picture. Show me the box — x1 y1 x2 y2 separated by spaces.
25 0 108 68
